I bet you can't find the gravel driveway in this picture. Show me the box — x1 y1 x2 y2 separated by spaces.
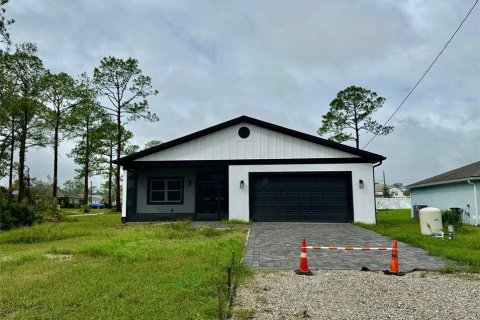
232 270 480 320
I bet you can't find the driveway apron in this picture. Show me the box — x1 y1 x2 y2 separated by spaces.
243 223 449 271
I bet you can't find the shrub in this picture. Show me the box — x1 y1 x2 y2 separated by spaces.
0 199 43 230
442 209 463 231
58 197 72 208
33 195 64 221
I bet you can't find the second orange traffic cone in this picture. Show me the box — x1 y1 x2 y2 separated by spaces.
389 240 399 273
295 238 313 275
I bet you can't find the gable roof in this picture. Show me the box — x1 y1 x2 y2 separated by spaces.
407 161 480 189
114 115 385 165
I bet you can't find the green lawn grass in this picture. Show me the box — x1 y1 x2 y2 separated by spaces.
0 214 248 319
357 209 480 272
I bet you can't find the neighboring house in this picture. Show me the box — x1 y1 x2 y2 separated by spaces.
406 161 480 225
10 188 97 208
58 190 103 206
389 186 407 198
10 188 85 206
374 184 408 198
114 116 385 224
57 190 85 207
374 183 386 197
90 194 103 203
374 184 411 209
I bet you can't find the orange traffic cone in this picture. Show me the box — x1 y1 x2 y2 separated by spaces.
389 240 399 273
295 238 313 275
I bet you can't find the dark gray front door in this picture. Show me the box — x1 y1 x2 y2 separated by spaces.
249 172 353 222
195 170 228 220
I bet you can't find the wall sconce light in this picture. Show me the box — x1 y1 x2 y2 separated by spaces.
240 180 245 189
359 179 364 189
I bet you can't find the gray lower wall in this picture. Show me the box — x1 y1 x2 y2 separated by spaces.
136 167 196 214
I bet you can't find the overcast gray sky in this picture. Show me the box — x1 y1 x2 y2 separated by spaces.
5 0 480 188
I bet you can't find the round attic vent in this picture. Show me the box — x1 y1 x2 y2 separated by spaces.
238 126 250 139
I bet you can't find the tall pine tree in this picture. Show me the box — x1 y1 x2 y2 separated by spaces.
93 56 158 211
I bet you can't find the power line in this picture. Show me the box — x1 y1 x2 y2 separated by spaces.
363 0 478 150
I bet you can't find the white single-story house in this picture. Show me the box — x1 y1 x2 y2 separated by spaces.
406 161 480 225
114 116 385 224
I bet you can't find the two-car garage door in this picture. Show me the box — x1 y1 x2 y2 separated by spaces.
250 172 353 222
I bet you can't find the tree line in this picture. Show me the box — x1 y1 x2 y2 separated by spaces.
1 0 396 214
0 1 159 211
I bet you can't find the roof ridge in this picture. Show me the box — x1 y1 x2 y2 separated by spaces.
407 161 480 188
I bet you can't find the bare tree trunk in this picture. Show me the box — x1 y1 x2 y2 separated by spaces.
17 109 27 202
53 115 59 197
108 144 113 207
115 111 121 212
354 106 359 149
8 118 14 201
0 136 9 165
0 135 10 159
0 133 10 183
83 131 89 206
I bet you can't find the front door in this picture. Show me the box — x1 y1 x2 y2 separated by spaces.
195 170 228 220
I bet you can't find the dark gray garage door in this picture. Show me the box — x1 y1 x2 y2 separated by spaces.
249 172 353 222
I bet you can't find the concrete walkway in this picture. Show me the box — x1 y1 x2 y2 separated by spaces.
68 212 105 217
243 223 450 271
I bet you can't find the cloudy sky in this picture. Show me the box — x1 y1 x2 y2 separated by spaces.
4 0 480 188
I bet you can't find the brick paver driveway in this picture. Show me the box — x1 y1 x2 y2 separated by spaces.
244 223 449 271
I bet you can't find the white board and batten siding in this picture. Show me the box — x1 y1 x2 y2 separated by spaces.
134 123 359 162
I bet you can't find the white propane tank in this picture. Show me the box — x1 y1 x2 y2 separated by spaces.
419 207 442 235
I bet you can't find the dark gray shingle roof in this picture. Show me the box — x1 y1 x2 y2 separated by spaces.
407 161 480 188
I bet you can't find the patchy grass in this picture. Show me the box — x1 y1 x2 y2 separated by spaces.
220 219 253 225
357 209 480 272
233 308 256 320
0 214 248 319
60 207 117 216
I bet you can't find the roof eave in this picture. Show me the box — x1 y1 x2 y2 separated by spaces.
407 177 480 189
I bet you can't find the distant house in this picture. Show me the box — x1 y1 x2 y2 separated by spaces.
57 190 85 208
9 187 102 208
389 186 407 198
113 115 385 224
10 188 85 207
374 183 411 209
90 194 103 203
58 191 103 207
374 183 385 197
406 161 480 225
374 184 407 198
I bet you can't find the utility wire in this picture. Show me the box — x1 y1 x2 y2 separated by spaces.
363 0 478 150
